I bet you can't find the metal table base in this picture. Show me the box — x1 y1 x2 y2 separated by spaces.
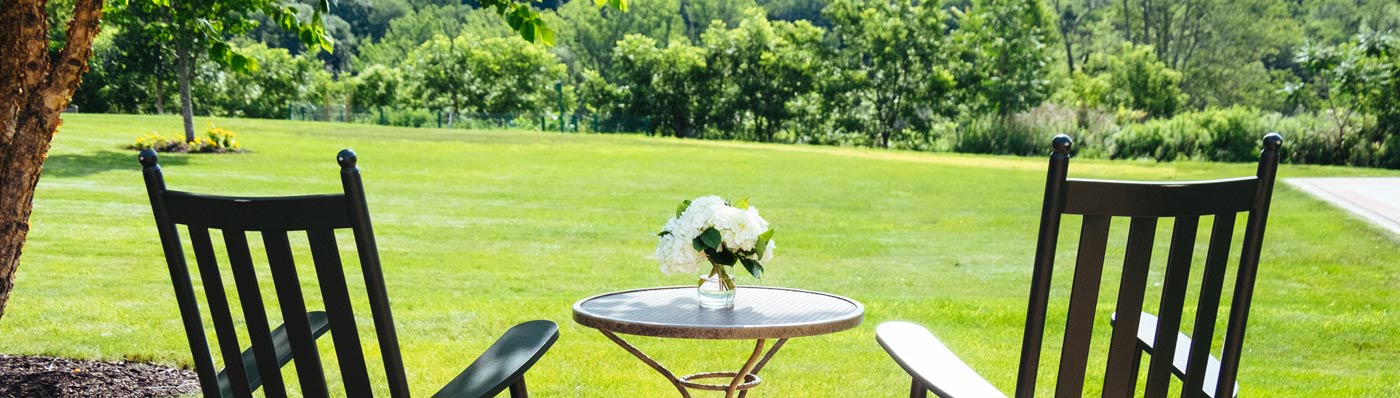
600 330 789 398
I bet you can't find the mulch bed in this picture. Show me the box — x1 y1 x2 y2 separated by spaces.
0 354 197 398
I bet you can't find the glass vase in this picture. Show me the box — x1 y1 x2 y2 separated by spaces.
697 264 737 309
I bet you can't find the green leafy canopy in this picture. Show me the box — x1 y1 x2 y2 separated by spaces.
482 0 630 46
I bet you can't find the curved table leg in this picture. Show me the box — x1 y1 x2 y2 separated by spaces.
726 339 766 398
600 330 691 398
737 338 787 398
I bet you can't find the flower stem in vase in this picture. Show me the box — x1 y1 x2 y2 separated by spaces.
708 263 736 291
697 262 737 309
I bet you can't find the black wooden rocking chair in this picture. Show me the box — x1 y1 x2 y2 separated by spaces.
139 149 558 398
877 134 1283 398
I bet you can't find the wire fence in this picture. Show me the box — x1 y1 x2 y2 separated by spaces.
287 104 654 134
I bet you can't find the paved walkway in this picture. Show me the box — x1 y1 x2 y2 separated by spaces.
1286 177 1400 236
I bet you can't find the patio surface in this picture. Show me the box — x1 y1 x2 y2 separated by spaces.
1286 177 1400 236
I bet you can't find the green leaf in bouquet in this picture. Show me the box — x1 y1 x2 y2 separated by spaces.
707 249 738 266
657 230 671 237
692 236 707 252
740 258 764 279
676 199 692 218
700 227 722 250
755 228 775 258
734 198 749 209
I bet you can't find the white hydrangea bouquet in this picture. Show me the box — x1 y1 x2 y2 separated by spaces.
656 196 775 308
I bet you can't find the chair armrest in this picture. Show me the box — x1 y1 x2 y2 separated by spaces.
218 311 332 395
877 321 1006 398
1110 312 1239 398
433 320 560 398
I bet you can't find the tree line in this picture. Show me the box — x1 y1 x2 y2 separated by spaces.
59 0 1400 168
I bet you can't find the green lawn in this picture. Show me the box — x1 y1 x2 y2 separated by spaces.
2 114 1397 396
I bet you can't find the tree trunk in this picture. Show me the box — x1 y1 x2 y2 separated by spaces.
679 0 695 42
343 90 352 123
1122 0 1132 42
1054 0 1076 74
1140 0 1151 48
153 76 166 114
0 0 105 321
177 44 195 142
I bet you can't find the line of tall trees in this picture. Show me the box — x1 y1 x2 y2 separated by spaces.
56 0 1400 168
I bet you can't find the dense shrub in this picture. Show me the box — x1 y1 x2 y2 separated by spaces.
1195 107 1261 162
1262 113 1343 165
1111 116 1203 161
1109 107 1261 162
1381 135 1400 169
384 108 435 127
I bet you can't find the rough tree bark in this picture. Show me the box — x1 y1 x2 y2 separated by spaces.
0 0 105 321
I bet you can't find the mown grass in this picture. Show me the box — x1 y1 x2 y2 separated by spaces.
1 113 1397 396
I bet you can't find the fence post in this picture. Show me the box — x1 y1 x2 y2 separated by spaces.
556 82 565 133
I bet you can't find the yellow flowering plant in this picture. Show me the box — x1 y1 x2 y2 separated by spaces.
128 122 244 154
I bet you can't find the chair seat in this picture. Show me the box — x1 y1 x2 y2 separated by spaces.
217 311 331 396
1111 312 1240 398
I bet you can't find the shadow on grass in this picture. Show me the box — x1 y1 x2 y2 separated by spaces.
42 150 189 178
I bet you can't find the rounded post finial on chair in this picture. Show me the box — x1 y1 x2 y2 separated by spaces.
139 149 159 168
337 149 358 169
1051 134 1073 154
1262 133 1283 152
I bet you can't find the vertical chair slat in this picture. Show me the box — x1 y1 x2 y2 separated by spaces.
1103 218 1159 398
1183 215 1235 398
1016 137 1072 398
224 230 289 397
1054 215 1112 398
307 229 373 397
1143 217 1199 398
189 227 254 398
262 230 330 398
340 152 411 398
1217 213 1266 398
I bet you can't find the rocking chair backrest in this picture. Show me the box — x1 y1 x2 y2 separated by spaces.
139 149 409 398
1015 134 1282 398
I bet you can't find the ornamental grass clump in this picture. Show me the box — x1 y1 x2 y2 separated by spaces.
656 196 776 288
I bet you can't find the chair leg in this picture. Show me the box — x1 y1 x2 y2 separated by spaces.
910 378 928 398
509 378 528 398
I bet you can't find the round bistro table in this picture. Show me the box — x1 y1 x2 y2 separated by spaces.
572 286 864 398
